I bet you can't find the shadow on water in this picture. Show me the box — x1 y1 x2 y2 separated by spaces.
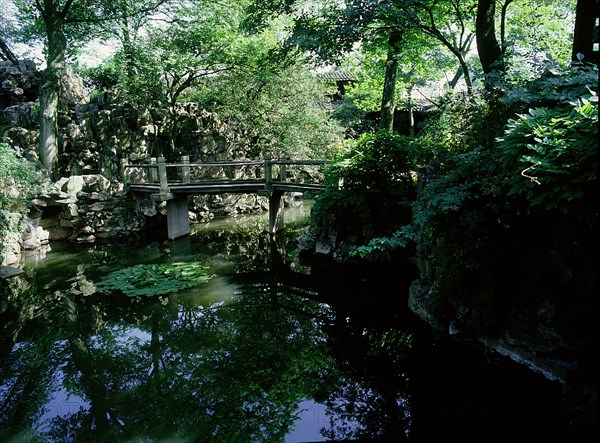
0 202 589 442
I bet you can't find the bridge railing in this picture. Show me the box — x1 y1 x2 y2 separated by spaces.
122 154 329 192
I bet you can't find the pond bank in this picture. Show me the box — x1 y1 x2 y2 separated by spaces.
1 213 590 441
2 196 597 439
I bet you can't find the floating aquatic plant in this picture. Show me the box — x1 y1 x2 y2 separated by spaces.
95 262 213 297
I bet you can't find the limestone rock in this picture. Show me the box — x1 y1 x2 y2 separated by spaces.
21 222 50 250
0 266 23 279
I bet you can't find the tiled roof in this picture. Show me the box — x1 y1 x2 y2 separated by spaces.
319 69 357 82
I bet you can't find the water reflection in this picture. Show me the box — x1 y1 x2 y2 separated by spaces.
2 272 330 441
1 203 577 442
1 203 405 442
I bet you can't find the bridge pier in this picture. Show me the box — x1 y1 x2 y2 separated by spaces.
166 196 190 239
152 156 191 240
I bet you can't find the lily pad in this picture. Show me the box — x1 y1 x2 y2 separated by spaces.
95 262 213 297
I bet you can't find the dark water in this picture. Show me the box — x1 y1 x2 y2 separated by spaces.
0 203 582 442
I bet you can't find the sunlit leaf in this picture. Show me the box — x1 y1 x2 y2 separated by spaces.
95 262 213 297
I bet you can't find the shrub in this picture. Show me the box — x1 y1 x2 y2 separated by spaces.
0 142 51 247
310 130 421 245
497 92 598 215
408 64 598 320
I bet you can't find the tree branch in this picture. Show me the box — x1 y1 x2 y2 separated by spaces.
0 38 19 65
61 0 76 20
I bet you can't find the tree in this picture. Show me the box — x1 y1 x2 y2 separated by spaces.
12 0 168 175
245 0 480 130
14 0 92 175
245 0 578 131
152 1 250 157
339 32 449 135
387 0 478 93
571 0 599 64
476 0 504 76
85 1 247 158
189 16 343 160
380 30 402 132
198 57 343 159
95 0 172 81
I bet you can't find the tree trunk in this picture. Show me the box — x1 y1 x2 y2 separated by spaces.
407 94 415 137
499 0 514 49
39 8 67 176
455 52 472 92
119 0 137 79
572 0 599 64
476 0 504 75
381 30 402 132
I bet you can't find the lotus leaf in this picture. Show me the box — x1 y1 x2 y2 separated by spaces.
95 262 213 297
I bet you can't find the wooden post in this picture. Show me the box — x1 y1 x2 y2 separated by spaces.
149 157 158 183
158 156 169 193
181 155 190 183
120 157 129 188
279 157 287 182
264 152 272 188
263 153 284 233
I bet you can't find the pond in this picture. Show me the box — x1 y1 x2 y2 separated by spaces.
0 202 576 442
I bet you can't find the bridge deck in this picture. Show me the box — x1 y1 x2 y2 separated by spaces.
124 156 327 238
129 180 324 196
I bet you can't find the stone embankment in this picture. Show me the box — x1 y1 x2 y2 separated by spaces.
1 174 154 267
1 58 273 267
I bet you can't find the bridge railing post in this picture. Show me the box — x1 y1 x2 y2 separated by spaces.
149 157 158 183
181 155 190 183
279 156 287 182
158 156 169 193
264 153 272 188
120 157 129 188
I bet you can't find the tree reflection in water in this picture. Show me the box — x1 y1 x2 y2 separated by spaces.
0 209 416 442
2 208 571 442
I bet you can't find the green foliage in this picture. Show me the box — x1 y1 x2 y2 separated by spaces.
192 53 343 160
502 61 598 108
350 224 415 259
81 49 164 105
497 92 598 213
95 262 214 297
0 142 51 242
330 98 378 138
417 91 506 154
503 0 576 73
80 2 342 161
83 1 240 99
412 145 503 258
0 0 17 41
405 64 598 315
310 131 421 243
328 131 422 190
336 63 598 283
